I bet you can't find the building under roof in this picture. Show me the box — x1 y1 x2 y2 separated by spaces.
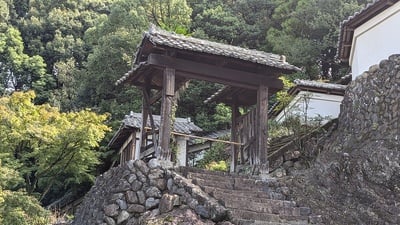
109 112 202 166
338 0 400 78
270 80 347 124
117 25 299 173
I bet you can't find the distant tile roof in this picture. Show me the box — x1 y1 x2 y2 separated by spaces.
338 0 400 61
292 80 347 94
135 25 300 71
123 112 202 134
203 129 230 139
108 112 203 150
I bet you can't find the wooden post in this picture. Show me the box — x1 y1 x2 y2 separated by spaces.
159 67 175 161
142 88 158 153
137 89 149 160
128 132 136 161
230 98 240 173
256 84 269 166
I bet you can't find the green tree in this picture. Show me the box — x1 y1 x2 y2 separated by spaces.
0 0 51 101
267 0 368 80
0 155 51 225
189 0 275 50
12 0 116 106
192 3 244 44
140 0 192 33
176 80 223 131
0 91 110 202
0 188 51 225
78 0 193 120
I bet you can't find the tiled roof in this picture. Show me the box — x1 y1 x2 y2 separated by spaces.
137 25 300 71
293 79 347 93
123 112 202 134
338 0 399 61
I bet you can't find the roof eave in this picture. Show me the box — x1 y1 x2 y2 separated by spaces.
338 0 400 62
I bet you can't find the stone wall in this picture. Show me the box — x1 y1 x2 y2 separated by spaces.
287 54 400 224
72 159 229 225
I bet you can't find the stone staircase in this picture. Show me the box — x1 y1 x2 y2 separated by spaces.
179 167 320 225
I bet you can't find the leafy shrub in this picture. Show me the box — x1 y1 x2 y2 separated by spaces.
197 141 230 171
205 160 228 172
0 189 51 225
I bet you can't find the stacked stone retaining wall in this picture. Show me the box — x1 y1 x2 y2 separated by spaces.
72 159 229 225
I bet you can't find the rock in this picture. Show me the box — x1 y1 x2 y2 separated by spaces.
126 217 139 225
145 197 160 210
126 191 138 204
284 150 301 161
116 199 127 210
134 160 149 175
150 208 160 217
187 197 198 209
142 207 216 225
136 171 147 183
131 180 142 191
283 160 294 169
149 178 166 191
126 160 135 172
271 167 286 178
104 216 116 225
159 194 179 213
148 158 161 169
218 222 234 225
104 204 119 217
127 204 145 213
195 205 209 218
167 178 174 191
148 168 164 179
110 193 124 201
116 210 129 224
127 174 137 183
137 191 146 204
115 180 131 192
145 186 161 198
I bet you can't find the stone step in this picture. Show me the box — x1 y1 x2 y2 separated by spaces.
186 171 284 190
234 219 309 225
203 186 287 201
191 176 234 190
224 199 301 215
231 209 309 224
178 167 317 224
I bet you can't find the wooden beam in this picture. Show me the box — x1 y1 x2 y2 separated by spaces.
149 90 162 104
158 67 175 161
147 54 283 90
256 84 269 167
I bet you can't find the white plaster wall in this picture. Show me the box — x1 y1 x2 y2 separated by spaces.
350 2 400 79
275 91 343 125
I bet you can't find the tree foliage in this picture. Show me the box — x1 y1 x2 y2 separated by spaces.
0 91 110 202
0 189 51 225
0 0 50 101
267 0 368 79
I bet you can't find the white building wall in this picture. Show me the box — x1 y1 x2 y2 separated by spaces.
275 91 343 125
350 2 400 79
